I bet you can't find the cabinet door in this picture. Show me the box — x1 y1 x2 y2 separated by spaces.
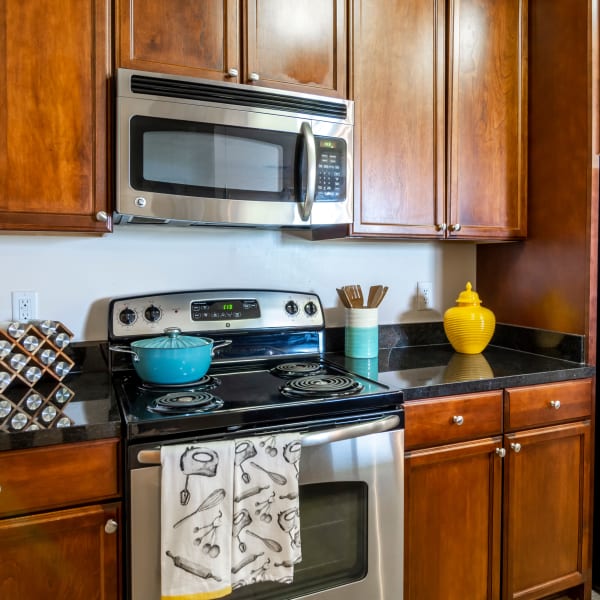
503 422 590 600
446 0 527 239
0 0 111 233
405 437 503 600
351 0 445 237
117 0 240 81
244 0 347 98
0 503 120 599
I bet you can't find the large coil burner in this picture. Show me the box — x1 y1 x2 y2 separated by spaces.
280 374 364 399
148 391 224 415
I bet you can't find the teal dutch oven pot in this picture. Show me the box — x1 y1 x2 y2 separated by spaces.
110 327 231 384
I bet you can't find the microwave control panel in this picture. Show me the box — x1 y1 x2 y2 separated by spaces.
315 138 346 201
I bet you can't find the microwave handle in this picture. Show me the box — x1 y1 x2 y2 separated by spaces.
299 121 316 221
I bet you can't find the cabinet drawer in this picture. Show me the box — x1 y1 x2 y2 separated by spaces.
505 378 592 431
405 391 503 450
0 438 120 518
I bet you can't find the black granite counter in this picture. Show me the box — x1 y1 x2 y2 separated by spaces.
0 343 120 451
0 323 595 451
328 343 595 401
326 322 595 401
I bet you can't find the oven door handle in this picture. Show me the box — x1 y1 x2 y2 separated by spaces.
136 415 400 464
301 414 400 447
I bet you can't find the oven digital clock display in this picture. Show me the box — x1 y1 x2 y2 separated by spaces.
191 299 260 321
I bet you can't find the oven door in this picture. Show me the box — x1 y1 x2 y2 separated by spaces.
127 412 404 600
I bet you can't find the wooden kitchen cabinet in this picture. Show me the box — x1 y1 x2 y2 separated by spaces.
350 0 526 239
404 390 504 600
0 438 122 599
0 0 112 233
502 379 592 600
405 437 503 600
404 379 592 600
117 0 348 98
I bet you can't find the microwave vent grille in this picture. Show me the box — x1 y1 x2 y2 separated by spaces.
130 74 348 120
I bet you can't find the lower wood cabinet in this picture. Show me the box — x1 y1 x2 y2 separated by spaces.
0 438 122 599
404 380 592 600
0 502 120 599
405 436 503 599
503 421 590 600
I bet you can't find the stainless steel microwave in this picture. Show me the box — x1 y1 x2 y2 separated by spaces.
115 69 354 228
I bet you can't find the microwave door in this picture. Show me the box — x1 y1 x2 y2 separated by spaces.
298 122 317 222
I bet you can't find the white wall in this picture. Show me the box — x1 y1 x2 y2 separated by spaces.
0 226 476 341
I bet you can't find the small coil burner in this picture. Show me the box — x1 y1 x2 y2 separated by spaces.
280 374 364 399
148 391 224 415
270 361 326 379
139 375 222 392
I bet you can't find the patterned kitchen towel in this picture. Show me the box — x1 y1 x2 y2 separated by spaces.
161 441 235 600
231 433 302 590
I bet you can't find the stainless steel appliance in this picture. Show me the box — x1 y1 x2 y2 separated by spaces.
109 289 404 600
115 70 354 228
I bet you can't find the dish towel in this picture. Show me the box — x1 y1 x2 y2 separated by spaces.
160 434 301 600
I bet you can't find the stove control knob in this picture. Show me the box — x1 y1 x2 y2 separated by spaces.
144 305 162 322
285 300 299 315
304 301 318 316
119 308 137 325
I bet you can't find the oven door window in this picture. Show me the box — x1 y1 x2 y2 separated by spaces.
129 116 303 202
230 481 367 599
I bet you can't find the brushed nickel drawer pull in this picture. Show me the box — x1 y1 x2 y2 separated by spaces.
510 442 522 453
549 400 561 410
452 415 464 426
496 448 506 458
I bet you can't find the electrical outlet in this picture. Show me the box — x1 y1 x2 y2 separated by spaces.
11 291 38 322
417 281 433 310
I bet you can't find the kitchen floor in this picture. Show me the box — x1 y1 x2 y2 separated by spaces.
593 592 600 600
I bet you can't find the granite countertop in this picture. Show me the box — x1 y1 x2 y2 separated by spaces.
329 343 595 401
0 323 595 451
0 343 121 452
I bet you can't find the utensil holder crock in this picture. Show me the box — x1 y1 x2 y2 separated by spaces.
345 308 379 359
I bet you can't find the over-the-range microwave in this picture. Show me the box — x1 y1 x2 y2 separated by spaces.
115 69 354 228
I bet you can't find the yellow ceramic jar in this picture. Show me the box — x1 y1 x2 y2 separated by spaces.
443 282 496 354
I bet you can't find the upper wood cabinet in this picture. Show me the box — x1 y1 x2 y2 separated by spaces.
0 0 112 233
351 0 527 240
117 0 348 98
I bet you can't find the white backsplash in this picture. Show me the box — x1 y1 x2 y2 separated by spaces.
0 226 476 341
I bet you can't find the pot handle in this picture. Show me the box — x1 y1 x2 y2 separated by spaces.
211 339 232 356
109 345 140 362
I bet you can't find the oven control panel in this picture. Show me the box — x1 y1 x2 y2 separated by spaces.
109 289 324 339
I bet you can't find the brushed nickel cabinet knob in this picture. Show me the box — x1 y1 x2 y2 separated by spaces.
105 519 118 534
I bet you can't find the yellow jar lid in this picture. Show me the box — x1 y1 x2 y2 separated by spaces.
456 282 482 306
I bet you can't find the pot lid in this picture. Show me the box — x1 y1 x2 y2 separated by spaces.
455 282 482 306
132 328 211 349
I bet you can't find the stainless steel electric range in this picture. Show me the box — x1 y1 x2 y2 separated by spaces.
109 289 404 600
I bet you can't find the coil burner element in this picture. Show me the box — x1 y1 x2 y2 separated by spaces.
148 391 224 415
139 375 222 392
270 361 327 379
280 374 364 399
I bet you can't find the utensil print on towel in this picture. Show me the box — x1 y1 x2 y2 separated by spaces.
165 550 222 582
246 529 283 553
179 446 219 505
250 461 287 485
173 487 226 528
192 510 223 557
235 440 257 483
278 507 301 548
233 509 253 552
